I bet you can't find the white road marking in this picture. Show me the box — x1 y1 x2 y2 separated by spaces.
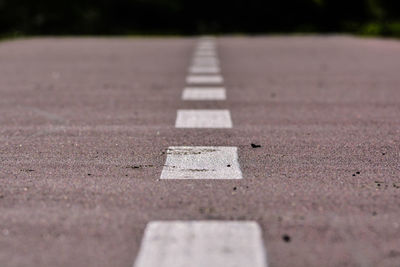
189 66 220 74
186 75 224 84
160 146 242 179
175 110 232 128
133 221 266 267
185 86 225 90
182 88 226 100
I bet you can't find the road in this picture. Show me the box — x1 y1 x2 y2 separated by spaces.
1 36 400 267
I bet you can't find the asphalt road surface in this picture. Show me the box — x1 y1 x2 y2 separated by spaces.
1 36 400 267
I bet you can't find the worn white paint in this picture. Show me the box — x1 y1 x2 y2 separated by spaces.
186 75 223 84
133 221 267 267
175 110 232 128
160 146 242 179
189 66 220 74
182 88 226 100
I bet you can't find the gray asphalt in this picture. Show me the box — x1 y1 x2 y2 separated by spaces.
1 36 400 267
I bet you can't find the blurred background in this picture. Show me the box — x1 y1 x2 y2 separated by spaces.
0 0 399 37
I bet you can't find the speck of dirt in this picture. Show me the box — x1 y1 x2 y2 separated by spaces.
382 153 386 155
233 187 237 191
227 164 231 167
87 173 92 176
199 207 215 214
282 234 291 243
21 169 35 172
251 143 261 148
356 171 360 175
352 174 356 177
126 165 154 170
388 250 400 258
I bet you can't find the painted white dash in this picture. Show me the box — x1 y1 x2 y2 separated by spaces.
191 63 219 69
189 66 220 74
160 146 242 179
186 75 224 85
175 110 232 128
185 86 225 91
133 221 267 267
182 88 226 100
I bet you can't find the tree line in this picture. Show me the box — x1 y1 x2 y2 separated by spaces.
0 0 399 36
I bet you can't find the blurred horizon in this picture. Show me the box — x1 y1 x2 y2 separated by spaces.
0 0 400 37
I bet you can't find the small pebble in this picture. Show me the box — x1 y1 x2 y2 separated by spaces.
282 234 291 243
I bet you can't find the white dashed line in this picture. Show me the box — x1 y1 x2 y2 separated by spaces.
185 86 225 90
133 221 266 267
189 66 220 74
182 88 226 100
135 38 265 267
160 146 242 179
186 75 224 85
175 110 232 128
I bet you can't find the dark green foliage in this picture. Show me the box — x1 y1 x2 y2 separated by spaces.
0 0 399 36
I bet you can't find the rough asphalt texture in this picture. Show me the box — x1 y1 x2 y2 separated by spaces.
1 36 399 267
